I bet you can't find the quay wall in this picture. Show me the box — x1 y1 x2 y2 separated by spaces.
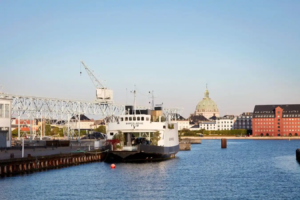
0 151 106 177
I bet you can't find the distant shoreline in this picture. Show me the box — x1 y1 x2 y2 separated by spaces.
181 136 300 140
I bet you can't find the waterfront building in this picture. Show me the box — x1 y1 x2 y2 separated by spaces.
70 114 95 130
174 120 190 130
0 97 12 147
252 105 300 136
233 112 253 134
194 87 220 119
191 115 236 131
200 121 217 130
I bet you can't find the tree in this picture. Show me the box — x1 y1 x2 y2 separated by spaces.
52 127 59 136
12 128 18 137
151 131 161 146
45 124 51 135
95 125 106 133
113 131 124 142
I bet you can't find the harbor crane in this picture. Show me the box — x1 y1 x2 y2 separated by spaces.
80 61 113 104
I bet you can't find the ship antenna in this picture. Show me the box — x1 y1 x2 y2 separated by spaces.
134 85 136 115
152 91 154 110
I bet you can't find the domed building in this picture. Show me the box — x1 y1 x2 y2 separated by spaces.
195 88 220 119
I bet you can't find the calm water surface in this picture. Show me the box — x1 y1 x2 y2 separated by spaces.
1 140 300 200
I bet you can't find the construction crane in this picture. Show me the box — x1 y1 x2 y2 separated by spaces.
80 61 113 104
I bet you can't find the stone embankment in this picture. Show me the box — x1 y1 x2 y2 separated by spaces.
179 142 191 151
179 137 201 151
180 137 201 144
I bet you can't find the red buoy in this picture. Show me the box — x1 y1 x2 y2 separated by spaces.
111 164 116 169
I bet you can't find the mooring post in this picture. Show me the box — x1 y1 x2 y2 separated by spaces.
22 137 24 158
296 149 300 161
221 138 227 148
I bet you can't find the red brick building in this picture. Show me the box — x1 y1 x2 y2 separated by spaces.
252 105 300 136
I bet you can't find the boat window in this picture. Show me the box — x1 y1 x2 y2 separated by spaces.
129 117 132 121
125 117 128 121
137 117 140 121
110 132 114 136
121 117 123 121
146 117 149 121
133 117 136 121
141 117 144 121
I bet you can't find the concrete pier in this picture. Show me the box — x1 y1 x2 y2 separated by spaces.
179 142 191 151
181 137 201 144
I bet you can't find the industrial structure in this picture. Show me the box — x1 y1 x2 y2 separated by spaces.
0 61 183 145
80 61 113 104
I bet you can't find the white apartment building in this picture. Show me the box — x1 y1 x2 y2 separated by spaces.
174 120 190 130
199 116 236 131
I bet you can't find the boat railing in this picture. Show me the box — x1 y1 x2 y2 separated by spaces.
122 146 138 151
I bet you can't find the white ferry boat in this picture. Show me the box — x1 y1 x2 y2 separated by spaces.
105 105 179 163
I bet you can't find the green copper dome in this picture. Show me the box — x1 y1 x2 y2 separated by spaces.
196 89 219 113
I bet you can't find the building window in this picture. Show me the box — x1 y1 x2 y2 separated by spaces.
4 104 9 118
0 104 3 118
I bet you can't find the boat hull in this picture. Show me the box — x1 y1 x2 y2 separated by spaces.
104 144 179 163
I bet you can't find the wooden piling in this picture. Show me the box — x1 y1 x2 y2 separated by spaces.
221 138 227 148
296 149 300 161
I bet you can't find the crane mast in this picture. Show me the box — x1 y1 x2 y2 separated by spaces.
80 61 113 104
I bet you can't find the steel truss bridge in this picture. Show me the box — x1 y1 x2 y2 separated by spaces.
0 93 183 141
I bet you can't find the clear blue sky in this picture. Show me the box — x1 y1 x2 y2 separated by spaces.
1 0 300 118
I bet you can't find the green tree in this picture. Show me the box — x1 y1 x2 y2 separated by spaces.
151 131 161 146
95 125 106 133
52 127 59 136
45 124 51 135
155 116 166 122
113 131 124 142
12 128 18 137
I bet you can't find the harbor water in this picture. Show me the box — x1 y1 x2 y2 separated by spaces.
1 140 300 199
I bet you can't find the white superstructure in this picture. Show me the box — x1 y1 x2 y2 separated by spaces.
107 114 179 149
0 97 12 147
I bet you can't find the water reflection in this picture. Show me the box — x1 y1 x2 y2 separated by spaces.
1 140 300 199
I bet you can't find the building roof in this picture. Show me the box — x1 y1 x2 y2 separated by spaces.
241 112 253 116
71 114 91 121
209 116 217 120
195 88 219 113
201 121 216 125
189 114 208 123
217 115 235 120
174 113 186 120
253 104 300 118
